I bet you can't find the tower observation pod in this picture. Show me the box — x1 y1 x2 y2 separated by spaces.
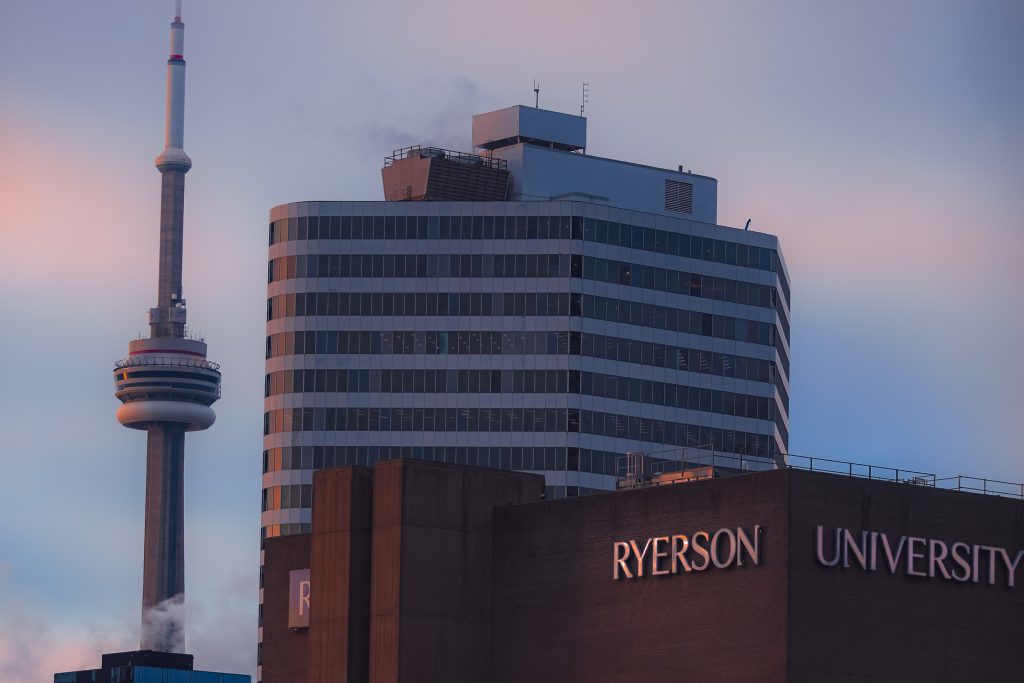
113 0 220 653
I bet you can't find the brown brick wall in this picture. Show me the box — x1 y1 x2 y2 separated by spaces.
369 459 544 683
308 467 374 683
491 469 1024 682
260 533 311 683
491 470 791 682
786 471 1024 682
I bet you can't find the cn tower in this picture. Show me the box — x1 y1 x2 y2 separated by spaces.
112 0 221 652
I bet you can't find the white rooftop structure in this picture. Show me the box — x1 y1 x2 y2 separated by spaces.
473 105 587 152
471 105 717 223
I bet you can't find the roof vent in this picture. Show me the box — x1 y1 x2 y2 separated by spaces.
665 180 693 214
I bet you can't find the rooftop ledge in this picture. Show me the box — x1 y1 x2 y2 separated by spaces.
616 449 1023 500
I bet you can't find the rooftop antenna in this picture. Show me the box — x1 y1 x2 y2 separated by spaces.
533 78 540 108
581 82 589 117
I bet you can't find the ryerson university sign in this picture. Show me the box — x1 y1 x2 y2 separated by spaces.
815 526 1024 588
612 524 1023 588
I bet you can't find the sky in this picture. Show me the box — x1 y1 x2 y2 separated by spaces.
1 0 1022 679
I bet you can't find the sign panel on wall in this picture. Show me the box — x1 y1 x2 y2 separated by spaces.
288 568 311 629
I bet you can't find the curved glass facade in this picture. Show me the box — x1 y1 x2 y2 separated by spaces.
262 201 790 539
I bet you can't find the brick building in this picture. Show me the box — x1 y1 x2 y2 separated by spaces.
260 459 1023 682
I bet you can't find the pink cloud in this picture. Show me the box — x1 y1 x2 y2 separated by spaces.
0 116 155 302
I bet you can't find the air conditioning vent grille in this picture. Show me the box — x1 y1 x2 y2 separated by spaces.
665 180 693 214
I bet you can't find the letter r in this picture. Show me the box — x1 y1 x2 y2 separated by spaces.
613 541 633 579
299 580 311 615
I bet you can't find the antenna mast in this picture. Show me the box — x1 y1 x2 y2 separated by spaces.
533 79 540 108
581 82 589 117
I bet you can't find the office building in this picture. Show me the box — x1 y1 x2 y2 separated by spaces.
262 104 792 544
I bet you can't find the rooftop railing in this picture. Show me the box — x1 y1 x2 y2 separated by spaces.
935 475 1024 499
616 448 1023 501
786 454 935 486
385 145 508 171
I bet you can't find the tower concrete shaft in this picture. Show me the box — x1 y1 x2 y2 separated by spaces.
141 425 186 651
114 1 220 655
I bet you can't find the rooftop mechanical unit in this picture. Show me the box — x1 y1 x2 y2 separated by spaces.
382 146 509 202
